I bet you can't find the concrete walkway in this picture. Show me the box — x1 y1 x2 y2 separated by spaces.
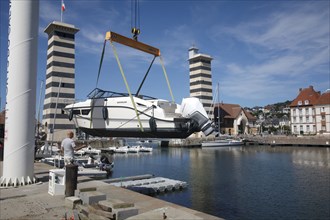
0 161 222 220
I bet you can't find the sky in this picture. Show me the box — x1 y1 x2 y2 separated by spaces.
0 0 329 112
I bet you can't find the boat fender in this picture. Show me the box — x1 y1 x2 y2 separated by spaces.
68 109 73 121
102 107 108 120
149 117 157 132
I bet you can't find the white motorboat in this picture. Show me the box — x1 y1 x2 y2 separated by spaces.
202 139 243 148
137 145 153 152
114 146 129 154
80 145 101 155
127 145 140 153
64 88 215 138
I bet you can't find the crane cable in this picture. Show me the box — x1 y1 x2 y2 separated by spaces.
131 0 140 40
109 40 144 132
159 56 175 103
95 40 107 88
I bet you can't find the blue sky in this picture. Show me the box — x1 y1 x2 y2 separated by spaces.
0 0 329 111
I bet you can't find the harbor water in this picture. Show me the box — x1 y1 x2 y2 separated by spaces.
108 145 330 220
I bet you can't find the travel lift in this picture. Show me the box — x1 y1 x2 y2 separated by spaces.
93 0 174 133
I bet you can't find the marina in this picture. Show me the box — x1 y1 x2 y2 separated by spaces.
1 140 330 219
107 145 330 220
0 1 329 220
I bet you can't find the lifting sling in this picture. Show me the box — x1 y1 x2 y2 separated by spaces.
93 30 176 132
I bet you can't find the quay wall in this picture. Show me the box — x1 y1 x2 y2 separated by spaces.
243 135 330 147
166 135 330 147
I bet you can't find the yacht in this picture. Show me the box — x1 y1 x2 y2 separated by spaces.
64 88 215 138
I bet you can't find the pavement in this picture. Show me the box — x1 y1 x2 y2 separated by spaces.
0 161 222 220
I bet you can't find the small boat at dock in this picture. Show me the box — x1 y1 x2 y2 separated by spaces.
127 145 140 153
137 145 153 153
202 138 243 148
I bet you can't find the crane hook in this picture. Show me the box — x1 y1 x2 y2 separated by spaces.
131 27 140 41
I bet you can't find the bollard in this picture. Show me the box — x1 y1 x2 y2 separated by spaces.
65 164 78 197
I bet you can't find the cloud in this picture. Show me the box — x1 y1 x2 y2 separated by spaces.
39 1 59 23
209 2 329 105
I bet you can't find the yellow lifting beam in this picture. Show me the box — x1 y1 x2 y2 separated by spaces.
105 31 160 56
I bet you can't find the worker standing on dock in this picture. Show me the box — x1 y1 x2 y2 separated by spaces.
61 131 76 166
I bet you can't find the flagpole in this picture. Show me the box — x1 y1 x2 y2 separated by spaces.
60 0 63 22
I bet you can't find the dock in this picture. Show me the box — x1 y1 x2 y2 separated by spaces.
0 161 221 220
109 177 188 195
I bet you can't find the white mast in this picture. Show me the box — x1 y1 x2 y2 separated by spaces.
217 83 220 133
1 0 39 187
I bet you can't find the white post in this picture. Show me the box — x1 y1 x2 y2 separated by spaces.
1 0 39 187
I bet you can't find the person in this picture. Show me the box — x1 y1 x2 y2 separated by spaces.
61 131 76 166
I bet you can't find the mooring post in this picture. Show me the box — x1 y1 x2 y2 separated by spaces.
65 164 78 197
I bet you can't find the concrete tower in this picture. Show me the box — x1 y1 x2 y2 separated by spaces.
188 46 213 119
43 22 79 142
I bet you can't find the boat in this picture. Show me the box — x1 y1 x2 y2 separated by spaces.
41 154 114 174
201 82 244 148
63 31 216 139
137 145 153 152
202 138 243 148
64 88 215 138
79 145 101 155
127 145 140 153
113 146 129 154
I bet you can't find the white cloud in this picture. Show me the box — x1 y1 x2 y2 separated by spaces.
39 1 59 23
209 2 329 105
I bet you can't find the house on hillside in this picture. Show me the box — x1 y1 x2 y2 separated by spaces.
214 103 257 135
290 86 329 135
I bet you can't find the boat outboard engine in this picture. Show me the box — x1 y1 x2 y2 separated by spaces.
180 98 215 136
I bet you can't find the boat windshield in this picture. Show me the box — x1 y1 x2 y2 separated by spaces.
87 88 156 100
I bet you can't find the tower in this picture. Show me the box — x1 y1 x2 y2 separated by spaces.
188 46 213 119
43 21 79 142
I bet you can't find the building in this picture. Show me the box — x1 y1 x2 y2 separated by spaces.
214 103 257 135
289 86 330 135
188 46 213 119
42 22 79 142
314 89 330 135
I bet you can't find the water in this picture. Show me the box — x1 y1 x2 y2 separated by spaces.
108 146 330 220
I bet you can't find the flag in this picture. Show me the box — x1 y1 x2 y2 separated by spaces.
61 0 65 11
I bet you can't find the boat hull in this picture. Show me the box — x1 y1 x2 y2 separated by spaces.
79 127 194 138
202 140 243 148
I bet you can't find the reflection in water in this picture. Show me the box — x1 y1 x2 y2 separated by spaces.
292 147 330 167
110 146 330 220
